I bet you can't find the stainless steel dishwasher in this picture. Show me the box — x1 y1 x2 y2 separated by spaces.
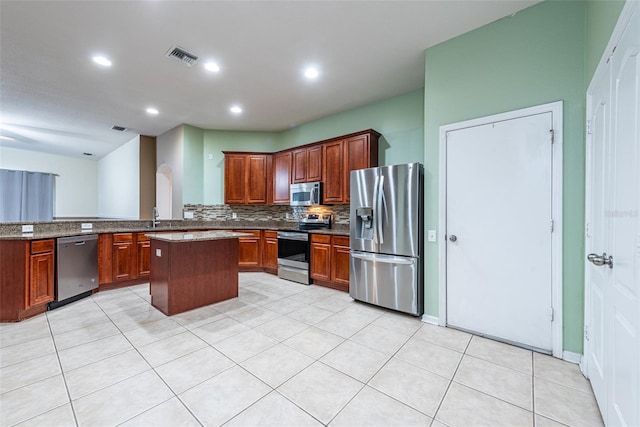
53 234 99 308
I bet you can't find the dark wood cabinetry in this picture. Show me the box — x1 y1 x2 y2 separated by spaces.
262 230 278 273
292 145 322 183
310 234 350 292
273 151 292 204
1 239 55 321
322 140 347 203
235 229 262 270
98 232 151 289
136 233 151 277
224 153 270 205
113 233 135 281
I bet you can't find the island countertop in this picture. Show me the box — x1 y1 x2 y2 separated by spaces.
145 230 253 242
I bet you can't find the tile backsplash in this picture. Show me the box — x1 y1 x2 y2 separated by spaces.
183 204 350 226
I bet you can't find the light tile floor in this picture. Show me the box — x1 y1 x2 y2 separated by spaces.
0 273 604 427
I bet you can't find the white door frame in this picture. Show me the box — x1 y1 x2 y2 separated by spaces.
437 101 564 358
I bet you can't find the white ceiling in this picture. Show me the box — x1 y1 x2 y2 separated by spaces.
0 0 539 159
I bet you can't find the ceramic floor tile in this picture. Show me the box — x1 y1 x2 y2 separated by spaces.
287 305 335 325
340 303 386 322
395 336 463 379
0 335 56 368
254 315 309 341
289 287 338 304
108 305 168 332
137 331 207 367
330 385 433 427
73 370 174 427
320 340 390 383
52 320 121 351
414 324 472 353
278 362 364 424
0 374 70 426
170 305 227 329
241 343 314 387
119 397 200 426
312 294 354 312
466 336 532 374
211 298 253 314
48 311 112 336
283 326 345 359
122 317 186 347
0 352 61 394
372 312 423 336
64 349 151 399
369 358 449 417
315 310 375 338
453 355 532 410
237 288 282 306
14 403 76 427
534 378 603 427
535 414 568 427
57 333 133 372
180 365 271 426
226 391 322 426
436 382 533 427
213 329 279 363
227 305 281 328
0 315 51 348
533 352 592 393
190 316 251 344
155 346 235 394
263 297 306 315
350 323 411 355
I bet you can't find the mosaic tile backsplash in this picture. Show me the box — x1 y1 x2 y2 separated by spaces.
183 204 350 226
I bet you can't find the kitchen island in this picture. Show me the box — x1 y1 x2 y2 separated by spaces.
146 230 251 316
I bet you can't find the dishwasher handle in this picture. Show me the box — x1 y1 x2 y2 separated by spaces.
74 241 86 246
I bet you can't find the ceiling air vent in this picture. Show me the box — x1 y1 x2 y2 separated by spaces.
165 45 199 67
111 125 127 132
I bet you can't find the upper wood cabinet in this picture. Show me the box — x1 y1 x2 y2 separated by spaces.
322 140 346 204
292 145 322 184
273 151 292 204
224 153 270 205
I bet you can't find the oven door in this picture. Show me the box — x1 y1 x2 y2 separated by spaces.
277 231 310 284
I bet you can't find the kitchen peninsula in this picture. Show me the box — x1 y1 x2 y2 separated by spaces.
146 230 251 316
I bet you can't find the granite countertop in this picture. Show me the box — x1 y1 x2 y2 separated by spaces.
145 230 254 242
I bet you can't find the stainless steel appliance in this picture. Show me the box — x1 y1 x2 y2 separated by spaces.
289 182 321 206
277 213 331 284
350 162 424 316
53 234 99 308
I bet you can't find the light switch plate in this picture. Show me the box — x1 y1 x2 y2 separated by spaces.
22 224 34 233
184 211 194 219
156 249 162 257
428 230 437 242
231 213 237 219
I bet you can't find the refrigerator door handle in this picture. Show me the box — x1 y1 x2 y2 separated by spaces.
372 174 380 244
377 175 385 244
350 251 415 265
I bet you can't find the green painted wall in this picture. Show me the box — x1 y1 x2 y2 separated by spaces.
183 125 204 204
202 130 279 205
277 90 424 167
424 1 587 353
586 0 625 82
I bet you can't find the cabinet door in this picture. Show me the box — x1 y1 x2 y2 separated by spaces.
322 140 345 203
307 145 322 182
331 243 351 287
113 242 134 281
224 154 247 204
344 134 371 203
246 155 268 204
310 242 331 281
273 151 292 204
137 239 150 277
237 230 262 267
29 252 54 307
263 234 278 272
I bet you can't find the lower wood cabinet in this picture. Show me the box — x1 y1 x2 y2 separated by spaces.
262 230 278 274
29 240 55 307
310 234 350 292
235 230 262 270
98 232 151 288
136 234 151 277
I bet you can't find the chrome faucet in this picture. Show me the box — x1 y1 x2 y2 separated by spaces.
152 207 160 228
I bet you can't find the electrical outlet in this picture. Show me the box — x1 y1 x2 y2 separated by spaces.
81 222 93 230
156 249 162 257
231 213 237 219
183 211 194 219
22 224 34 233
428 230 437 242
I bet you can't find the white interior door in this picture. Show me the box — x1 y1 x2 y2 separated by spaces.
586 4 640 426
445 112 554 352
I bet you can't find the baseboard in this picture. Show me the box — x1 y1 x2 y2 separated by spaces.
563 350 583 365
421 314 440 325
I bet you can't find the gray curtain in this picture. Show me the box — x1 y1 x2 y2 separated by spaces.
0 169 54 222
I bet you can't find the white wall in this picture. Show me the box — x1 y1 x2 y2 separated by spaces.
156 125 183 219
0 146 99 218
98 136 140 219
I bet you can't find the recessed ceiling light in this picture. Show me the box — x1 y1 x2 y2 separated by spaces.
0 135 16 141
92 56 112 67
230 105 242 114
204 62 220 72
146 107 159 115
304 67 319 79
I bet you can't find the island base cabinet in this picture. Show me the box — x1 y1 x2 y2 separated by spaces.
150 238 239 316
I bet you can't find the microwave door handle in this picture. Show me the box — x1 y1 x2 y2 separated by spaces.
377 175 384 244
312 186 319 204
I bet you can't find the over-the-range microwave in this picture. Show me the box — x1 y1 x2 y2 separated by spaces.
290 182 321 206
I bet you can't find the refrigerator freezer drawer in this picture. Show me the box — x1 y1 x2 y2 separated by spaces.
349 251 423 316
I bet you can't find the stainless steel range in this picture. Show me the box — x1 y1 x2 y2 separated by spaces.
277 214 331 284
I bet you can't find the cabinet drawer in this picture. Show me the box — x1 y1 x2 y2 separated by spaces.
235 229 261 238
263 230 278 239
113 233 133 243
311 234 331 244
136 233 150 242
332 236 350 247
31 239 54 254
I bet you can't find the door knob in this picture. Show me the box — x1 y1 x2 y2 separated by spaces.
449 235 457 242
587 252 613 268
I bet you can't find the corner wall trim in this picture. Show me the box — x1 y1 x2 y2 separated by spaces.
421 314 440 325
563 351 583 365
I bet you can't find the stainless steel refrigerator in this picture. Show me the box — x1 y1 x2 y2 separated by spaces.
350 162 424 316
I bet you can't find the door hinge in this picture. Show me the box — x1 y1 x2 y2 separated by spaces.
586 120 592 135
584 325 590 341
550 129 555 144
551 219 554 233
